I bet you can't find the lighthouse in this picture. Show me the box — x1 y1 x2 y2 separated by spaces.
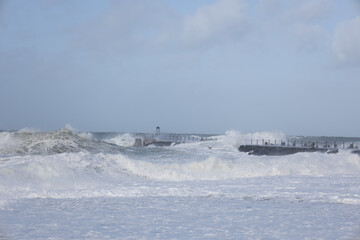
155 126 160 136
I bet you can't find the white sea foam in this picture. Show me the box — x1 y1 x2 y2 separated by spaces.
0 130 359 201
111 151 360 181
1 129 360 239
104 133 135 147
17 127 40 134
0 127 121 155
0 132 17 152
222 130 286 148
1 150 360 204
78 132 94 140
1 140 359 190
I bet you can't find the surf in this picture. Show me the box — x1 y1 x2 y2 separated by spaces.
0 126 122 156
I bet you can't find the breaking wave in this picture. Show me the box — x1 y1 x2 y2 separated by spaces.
114 152 360 181
1 128 360 201
0 126 121 155
1 147 359 184
222 130 286 148
103 133 135 147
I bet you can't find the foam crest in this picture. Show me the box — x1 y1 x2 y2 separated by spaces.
0 152 132 194
0 132 18 152
104 133 135 147
222 130 286 148
0 127 120 155
111 151 360 181
17 128 38 134
1 150 360 201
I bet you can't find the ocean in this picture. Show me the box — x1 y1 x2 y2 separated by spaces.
1 126 360 239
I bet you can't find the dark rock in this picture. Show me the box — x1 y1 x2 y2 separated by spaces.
352 150 360 156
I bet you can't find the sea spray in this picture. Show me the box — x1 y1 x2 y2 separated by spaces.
1 128 360 239
222 130 286 148
104 133 135 147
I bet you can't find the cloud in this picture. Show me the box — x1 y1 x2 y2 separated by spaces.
256 0 333 23
353 0 360 12
290 23 330 51
67 0 251 56
0 1 4 25
67 0 177 58
254 0 333 53
284 0 334 23
180 0 250 47
256 0 283 16
66 0 334 57
333 16 360 65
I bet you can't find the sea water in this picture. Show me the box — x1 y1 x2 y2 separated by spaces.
0 126 360 239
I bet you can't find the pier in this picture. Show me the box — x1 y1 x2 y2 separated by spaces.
134 126 217 147
239 139 359 156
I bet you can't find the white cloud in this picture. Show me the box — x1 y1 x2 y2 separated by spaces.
256 0 333 24
67 0 177 58
333 16 360 65
180 0 250 46
284 0 334 23
254 0 332 53
256 0 283 16
290 23 329 51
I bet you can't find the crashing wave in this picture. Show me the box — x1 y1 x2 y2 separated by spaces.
0 127 121 155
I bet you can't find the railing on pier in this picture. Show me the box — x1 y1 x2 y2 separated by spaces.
135 133 218 143
246 139 359 149
136 133 217 143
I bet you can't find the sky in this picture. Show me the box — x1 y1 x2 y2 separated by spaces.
0 0 360 136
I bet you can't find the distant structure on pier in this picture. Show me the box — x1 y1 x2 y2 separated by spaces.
156 126 160 136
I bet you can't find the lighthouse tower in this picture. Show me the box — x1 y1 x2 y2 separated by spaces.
155 126 160 137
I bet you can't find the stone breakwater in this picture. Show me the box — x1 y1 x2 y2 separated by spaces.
238 145 338 156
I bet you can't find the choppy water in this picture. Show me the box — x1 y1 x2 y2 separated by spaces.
1 126 360 239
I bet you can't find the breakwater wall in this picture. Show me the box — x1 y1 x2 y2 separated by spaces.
239 139 359 156
134 133 218 147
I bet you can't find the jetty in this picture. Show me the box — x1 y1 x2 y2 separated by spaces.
352 150 360 156
134 126 217 147
239 139 360 156
239 139 346 156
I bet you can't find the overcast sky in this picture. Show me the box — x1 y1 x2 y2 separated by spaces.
1 0 360 136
